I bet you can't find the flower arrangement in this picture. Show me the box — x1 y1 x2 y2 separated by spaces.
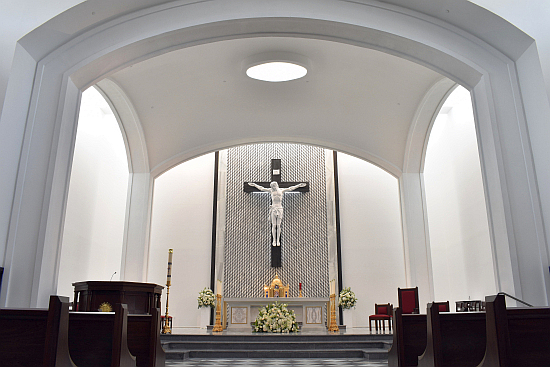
338 287 357 309
197 287 215 308
253 302 298 333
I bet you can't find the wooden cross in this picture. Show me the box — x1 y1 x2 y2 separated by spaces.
244 159 309 267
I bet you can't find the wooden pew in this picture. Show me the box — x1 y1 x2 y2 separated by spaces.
68 303 136 367
127 307 165 367
0 295 75 367
388 307 427 367
477 294 550 367
418 303 486 367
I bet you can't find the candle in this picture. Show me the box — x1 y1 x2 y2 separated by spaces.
299 282 302 291
330 279 335 294
166 249 173 286
217 279 222 296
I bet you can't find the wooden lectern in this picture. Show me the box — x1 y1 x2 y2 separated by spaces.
73 281 163 314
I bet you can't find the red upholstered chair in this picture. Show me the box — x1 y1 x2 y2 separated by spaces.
369 303 393 332
398 287 419 314
433 301 450 312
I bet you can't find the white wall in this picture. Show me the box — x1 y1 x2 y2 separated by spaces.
338 152 406 327
423 86 496 307
57 87 129 300
147 153 215 330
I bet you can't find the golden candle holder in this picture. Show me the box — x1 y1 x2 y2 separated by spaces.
162 249 173 334
212 294 223 332
328 293 340 333
162 283 172 334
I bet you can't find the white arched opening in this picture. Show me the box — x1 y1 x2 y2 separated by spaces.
1 1 548 308
57 87 129 298
423 86 496 306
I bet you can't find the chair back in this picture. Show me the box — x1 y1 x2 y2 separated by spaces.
433 301 450 312
375 303 392 316
398 287 419 314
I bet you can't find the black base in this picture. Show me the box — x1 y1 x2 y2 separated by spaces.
271 246 281 267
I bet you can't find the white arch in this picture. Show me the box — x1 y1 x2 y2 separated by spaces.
1 0 549 307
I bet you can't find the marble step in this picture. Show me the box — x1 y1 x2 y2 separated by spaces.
165 348 389 360
163 340 389 351
161 334 392 360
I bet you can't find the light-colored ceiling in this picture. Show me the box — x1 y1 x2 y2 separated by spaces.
109 36 445 173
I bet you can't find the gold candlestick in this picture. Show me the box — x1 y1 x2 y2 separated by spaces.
162 249 173 334
328 293 339 333
212 293 223 332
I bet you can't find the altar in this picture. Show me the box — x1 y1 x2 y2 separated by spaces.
223 297 329 329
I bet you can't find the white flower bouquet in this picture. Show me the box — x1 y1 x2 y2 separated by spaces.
253 302 298 333
197 287 215 308
338 287 357 309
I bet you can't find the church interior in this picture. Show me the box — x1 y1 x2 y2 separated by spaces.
1 0 550 365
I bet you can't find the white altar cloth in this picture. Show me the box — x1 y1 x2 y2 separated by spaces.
223 297 329 329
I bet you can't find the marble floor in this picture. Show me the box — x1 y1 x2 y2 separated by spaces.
166 359 388 366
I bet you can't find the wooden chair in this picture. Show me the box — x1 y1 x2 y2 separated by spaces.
433 301 450 312
369 303 393 332
398 287 420 314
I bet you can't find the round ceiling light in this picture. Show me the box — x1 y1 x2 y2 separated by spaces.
246 61 307 82
243 52 311 83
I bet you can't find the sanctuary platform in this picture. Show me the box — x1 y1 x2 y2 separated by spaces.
161 328 392 361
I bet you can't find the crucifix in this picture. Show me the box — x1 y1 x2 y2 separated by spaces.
244 159 309 267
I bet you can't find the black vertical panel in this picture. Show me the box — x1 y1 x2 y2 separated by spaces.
333 151 344 324
271 246 282 267
209 151 219 325
271 158 282 183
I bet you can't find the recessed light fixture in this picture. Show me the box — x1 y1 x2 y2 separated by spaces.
247 62 307 82
243 52 310 82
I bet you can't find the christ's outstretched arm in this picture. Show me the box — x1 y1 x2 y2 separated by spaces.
280 182 307 193
248 182 271 192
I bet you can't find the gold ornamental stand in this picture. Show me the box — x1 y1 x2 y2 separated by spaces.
328 293 339 333
212 294 223 332
162 249 173 334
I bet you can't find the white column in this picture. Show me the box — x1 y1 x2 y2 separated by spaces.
121 172 153 282
1 64 81 307
399 172 434 310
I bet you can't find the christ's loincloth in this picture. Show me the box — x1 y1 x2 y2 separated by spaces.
269 205 283 221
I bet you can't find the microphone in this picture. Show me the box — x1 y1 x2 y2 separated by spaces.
110 271 117 281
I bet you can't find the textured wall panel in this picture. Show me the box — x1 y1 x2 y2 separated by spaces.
224 143 329 298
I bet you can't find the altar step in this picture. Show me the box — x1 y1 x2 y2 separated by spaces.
161 333 392 360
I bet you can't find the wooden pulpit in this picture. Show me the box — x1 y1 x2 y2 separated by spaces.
73 281 163 314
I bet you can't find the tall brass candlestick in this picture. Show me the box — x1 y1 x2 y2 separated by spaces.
213 280 223 332
328 280 339 333
162 249 173 334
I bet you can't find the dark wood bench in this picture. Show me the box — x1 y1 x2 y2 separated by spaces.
127 307 165 367
0 295 75 367
388 307 427 367
477 294 550 367
68 303 136 367
418 302 486 367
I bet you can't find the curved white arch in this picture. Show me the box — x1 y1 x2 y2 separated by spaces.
95 78 150 174
1 0 549 307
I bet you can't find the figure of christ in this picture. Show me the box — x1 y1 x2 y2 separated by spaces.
248 181 307 247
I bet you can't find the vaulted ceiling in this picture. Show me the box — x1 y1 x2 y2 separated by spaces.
107 36 447 174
